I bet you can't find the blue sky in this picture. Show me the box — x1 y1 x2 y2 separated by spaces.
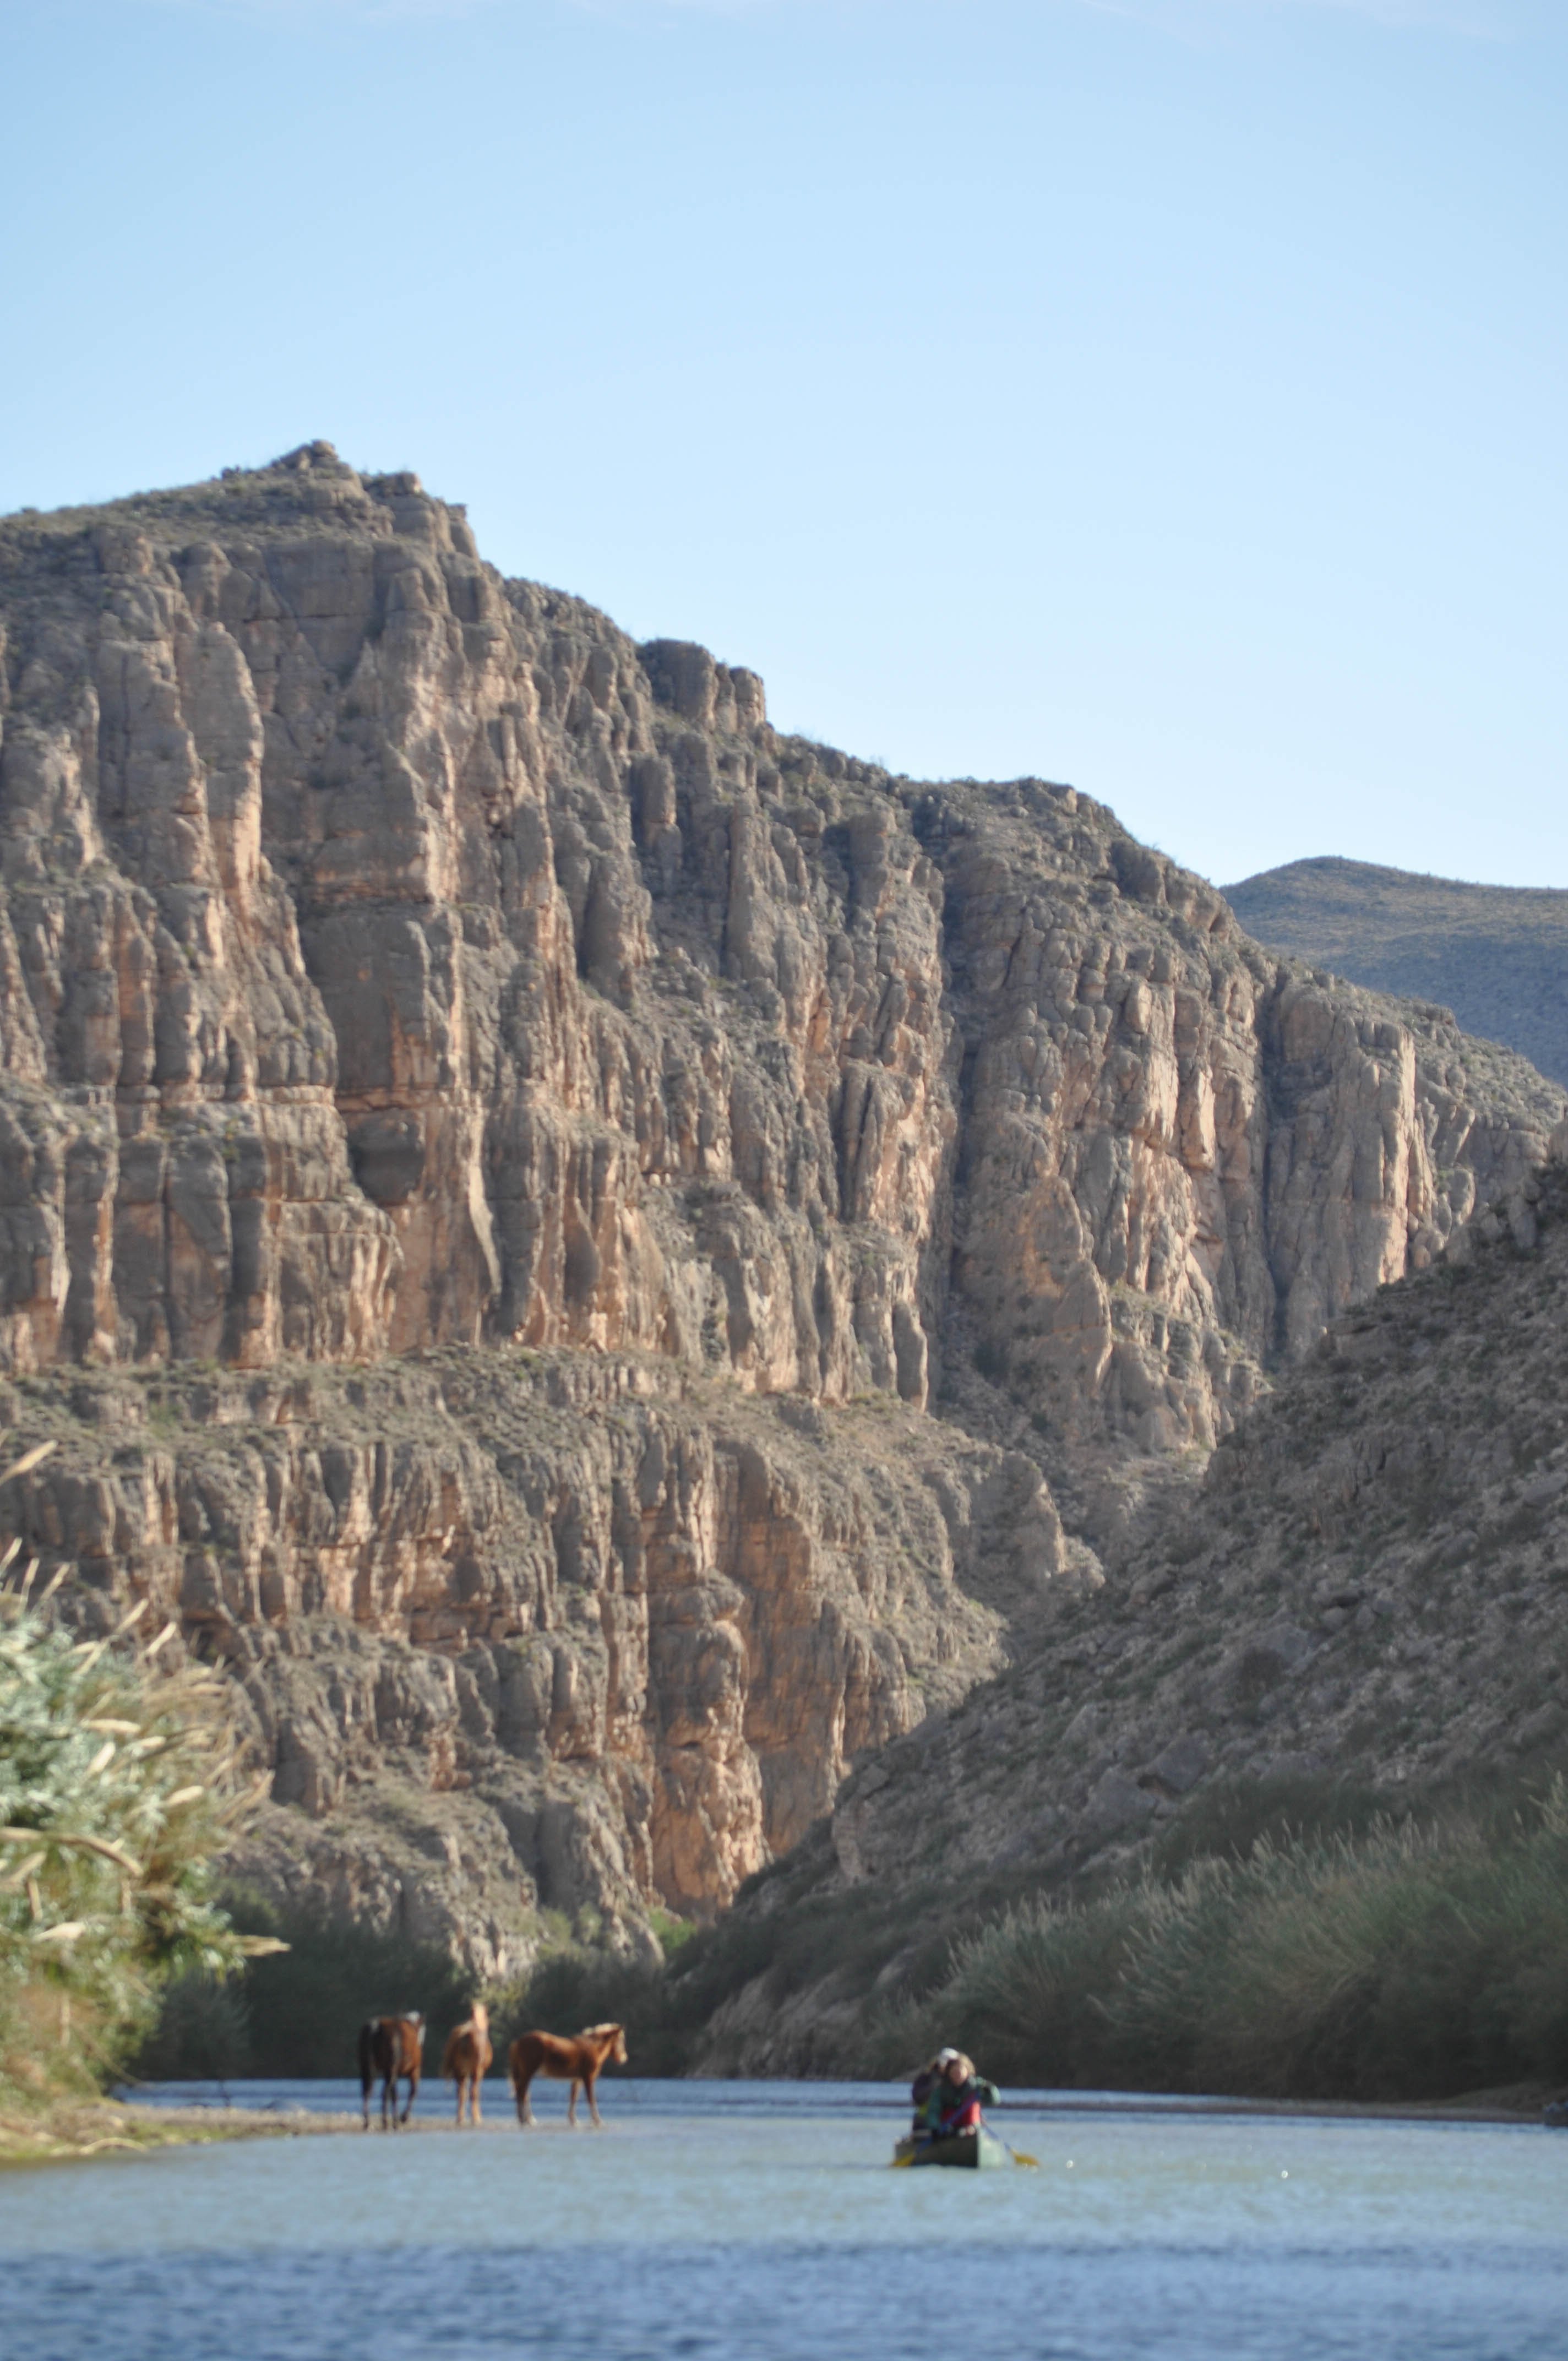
1 0 1562 888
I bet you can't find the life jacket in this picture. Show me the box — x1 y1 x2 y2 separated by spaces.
937 2081 983 2135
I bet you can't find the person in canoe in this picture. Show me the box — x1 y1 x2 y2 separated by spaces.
910 2046 958 2138
910 2047 999 2145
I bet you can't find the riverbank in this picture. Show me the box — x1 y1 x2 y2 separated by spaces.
0 1541 280 2174
0 2096 354 2168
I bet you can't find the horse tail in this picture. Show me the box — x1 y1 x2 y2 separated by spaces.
357 2017 377 2098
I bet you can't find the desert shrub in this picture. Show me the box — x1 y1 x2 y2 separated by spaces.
1151 1771 1394 1878
649 1906 698 1961
873 1880 1154 2090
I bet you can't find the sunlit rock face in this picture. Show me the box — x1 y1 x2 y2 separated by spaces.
0 444 1558 1951
1 444 1555 1422
6 1354 1037 1956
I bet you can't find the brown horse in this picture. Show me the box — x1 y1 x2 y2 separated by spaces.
508 2022 628 2128
442 2001 493 2126
359 2012 424 2130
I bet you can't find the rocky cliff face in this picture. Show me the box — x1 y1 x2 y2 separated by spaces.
3 1351 1055 1969
0 444 1559 1966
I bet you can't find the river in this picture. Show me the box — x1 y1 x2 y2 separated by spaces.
4 2081 1565 2360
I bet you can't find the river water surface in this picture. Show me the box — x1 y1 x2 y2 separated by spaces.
4 2080 1566 2360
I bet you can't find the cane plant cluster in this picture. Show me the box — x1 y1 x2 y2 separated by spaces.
0 1445 277 2098
884 1780 1568 2100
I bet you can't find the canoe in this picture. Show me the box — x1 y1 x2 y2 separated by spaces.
894 2129 1010 2170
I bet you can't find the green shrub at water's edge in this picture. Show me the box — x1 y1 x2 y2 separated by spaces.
120 1762 1568 2101
878 1781 1568 2100
138 1897 477 2080
133 1966 253 2082
491 1768 1568 2103
0 1450 270 2107
488 1944 686 2078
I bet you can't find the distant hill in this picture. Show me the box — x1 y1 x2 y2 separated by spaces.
1226 857 1568 1087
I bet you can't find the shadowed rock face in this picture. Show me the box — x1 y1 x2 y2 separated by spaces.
687 1166 1568 2078
0 444 1560 1960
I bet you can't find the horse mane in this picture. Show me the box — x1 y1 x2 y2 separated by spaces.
581 2022 622 2038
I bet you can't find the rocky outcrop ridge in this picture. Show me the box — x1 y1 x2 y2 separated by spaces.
0 444 1560 1962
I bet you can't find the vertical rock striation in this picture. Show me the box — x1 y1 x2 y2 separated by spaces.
0 444 1559 1960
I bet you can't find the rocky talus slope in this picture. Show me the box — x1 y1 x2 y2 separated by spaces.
693 1166 1568 2072
0 444 1559 1968
1227 857 1568 1090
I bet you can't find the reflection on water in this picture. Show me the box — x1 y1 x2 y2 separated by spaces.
6 2083 1566 2361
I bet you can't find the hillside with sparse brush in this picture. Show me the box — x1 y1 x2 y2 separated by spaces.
1227 857 1568 1089
646 1164 1568 2089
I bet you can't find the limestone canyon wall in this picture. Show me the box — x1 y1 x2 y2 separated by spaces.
2 1353 1059 1967
0 444 1559 1962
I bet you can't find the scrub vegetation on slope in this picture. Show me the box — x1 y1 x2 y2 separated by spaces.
586 1169 1568 2093
1227 857 1568 1089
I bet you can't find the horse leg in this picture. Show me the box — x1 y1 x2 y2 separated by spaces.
472 2072 483 2127
402 2064 419 2126
381 2074 392 2132
454 2073 464 2127
567 2078 580 2128
588 2071 603 2130
514 2070 535 2127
